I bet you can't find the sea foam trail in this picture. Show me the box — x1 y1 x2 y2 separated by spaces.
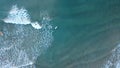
103 44 120 68
3 5 41 29
0 5 53 68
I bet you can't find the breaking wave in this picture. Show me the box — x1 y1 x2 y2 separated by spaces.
103 44 120 68
3 5 41 29
0 5 53 68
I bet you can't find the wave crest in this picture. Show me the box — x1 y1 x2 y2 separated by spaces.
3 5 42 29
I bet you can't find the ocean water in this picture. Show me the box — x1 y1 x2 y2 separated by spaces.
0 0 120 68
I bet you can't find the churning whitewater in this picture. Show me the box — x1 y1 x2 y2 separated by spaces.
103 44 120 68
3 5 42 29
0 5 53 68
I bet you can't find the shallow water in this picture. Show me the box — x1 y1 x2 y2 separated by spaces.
0 0 120 68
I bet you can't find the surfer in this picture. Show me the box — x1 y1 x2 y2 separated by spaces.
0 31 3 36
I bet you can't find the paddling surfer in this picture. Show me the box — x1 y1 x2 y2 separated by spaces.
0 31 3 36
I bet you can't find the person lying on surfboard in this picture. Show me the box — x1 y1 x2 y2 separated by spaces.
0 31 3 36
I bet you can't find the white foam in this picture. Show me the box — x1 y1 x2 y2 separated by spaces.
3 5 31 25
55 26 58 29
3 5 41 29
104 44 120 68
31 22 42 29
0 5 53 68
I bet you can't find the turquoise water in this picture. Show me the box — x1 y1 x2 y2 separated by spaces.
0 0 120 68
